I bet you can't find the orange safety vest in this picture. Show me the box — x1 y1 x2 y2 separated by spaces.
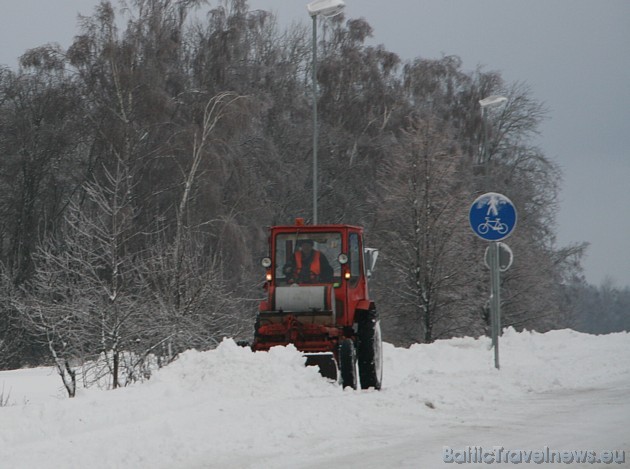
295 250 321 281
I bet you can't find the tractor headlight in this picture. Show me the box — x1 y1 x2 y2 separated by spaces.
261 257 272 268
338 253 348 265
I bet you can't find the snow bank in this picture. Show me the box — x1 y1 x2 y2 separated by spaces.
148 338 337 399
384 328 630 408
1 329 628 468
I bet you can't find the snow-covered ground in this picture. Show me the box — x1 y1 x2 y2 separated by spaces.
1 328 628 468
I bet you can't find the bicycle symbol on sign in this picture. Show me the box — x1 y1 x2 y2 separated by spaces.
477 217 508 235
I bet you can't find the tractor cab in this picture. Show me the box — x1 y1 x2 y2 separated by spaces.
252 218 382 390
273 232 340 286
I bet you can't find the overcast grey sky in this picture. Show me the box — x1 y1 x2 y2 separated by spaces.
1 0 629 288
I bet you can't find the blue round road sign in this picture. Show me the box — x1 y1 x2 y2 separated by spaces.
469 192 517 241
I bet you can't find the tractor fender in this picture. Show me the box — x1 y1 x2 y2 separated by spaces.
355 300 375 313
354 300 376 322
354 301 377 325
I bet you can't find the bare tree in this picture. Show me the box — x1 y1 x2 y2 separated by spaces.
137 92 251 360
0 67 86 286
374 117 481 344
16 152 147 393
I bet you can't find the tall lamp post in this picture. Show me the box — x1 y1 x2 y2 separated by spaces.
306 0 345 224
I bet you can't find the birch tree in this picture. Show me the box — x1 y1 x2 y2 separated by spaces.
375 117 481 344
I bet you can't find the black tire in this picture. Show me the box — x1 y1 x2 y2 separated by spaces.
339 338 358 389
357 311 383 390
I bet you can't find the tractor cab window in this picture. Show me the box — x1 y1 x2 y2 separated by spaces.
275 233 342 285
348 233 361 285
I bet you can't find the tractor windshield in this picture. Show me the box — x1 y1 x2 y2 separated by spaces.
275 232 342 285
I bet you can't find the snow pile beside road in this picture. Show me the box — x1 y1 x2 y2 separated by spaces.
148 338 337 399
1 329 629 468
385 328 630 408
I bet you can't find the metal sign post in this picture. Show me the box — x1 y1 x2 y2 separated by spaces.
485 241 513 368
489 242 501 368
469 193 517 370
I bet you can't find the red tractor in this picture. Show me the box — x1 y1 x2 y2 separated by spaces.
251 218 382 389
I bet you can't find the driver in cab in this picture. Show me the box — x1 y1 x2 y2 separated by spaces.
283 239 333 284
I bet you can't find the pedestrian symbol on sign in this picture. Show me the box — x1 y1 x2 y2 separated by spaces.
487 194 499 217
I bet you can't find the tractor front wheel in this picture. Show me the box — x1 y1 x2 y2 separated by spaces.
339 338 358 389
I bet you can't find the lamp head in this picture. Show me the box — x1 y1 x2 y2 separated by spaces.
307 0 345 17
479 95 508 108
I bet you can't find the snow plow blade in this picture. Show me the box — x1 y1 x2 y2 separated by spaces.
304 353 337 381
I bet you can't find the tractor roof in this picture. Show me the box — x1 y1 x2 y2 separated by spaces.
268 220 363 234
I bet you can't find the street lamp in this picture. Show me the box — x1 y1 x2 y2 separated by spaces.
307 0 345 225
478 95 507 166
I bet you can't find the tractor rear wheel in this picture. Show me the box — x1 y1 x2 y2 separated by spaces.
358 312 383 390
339 338 358 389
